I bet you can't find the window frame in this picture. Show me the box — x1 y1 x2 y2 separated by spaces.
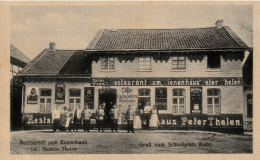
69 88 81 110
39 88 52 113
138 88 151 97
207 54 221 70
138 56 151 71
172 55 186 70
172 89 186 115
101 57 115 70
207 89 221 115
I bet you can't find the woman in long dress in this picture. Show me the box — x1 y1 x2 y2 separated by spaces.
60 106 68 131
149 105 158 129
134 108 142 129
65 108 74 131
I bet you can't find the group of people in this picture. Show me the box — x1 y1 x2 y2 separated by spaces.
52 102 159 133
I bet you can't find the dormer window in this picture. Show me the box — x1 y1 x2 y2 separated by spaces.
138 56 151 70
207 54 221 69
101 57 115 70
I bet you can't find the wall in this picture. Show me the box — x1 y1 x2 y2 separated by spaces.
91 55 242 78
23 82 93 114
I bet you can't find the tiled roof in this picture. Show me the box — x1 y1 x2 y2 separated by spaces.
18 50 89 76
10 44 31 65
87 26 248 50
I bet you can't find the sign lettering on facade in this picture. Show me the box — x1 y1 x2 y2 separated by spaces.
91 77 242 86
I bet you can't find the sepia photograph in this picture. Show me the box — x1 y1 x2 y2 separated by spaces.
9 3 253 154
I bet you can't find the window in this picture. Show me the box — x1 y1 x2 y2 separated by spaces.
207 89 221 114
69 89 81 110
138 88 151 109
138 88 150 97
138 57 151 70
247 94 253 118
172 89 185 114
172 56 186 70
155 88 167 110
101 57 115 70
39 89 52 113
208 54 221 69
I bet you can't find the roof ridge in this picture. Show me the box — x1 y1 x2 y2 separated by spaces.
103 26 220 30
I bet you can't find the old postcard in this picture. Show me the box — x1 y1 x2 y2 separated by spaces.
0 1 259 159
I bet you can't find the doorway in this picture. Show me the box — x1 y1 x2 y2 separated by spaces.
98 89 117 126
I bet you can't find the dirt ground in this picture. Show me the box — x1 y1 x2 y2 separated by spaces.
10 130 252 154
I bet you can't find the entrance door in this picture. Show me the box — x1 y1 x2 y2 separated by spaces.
138 97 151 110
98 89 117 126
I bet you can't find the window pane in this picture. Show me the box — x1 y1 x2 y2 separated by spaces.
214 98 220 104
172 64 178 69
179 98 184 104
173 98 178 104
40 103 45 112
46 103 51 112
144 65 151 70
101 58 108 69
139 89 145 96
40 98 45 103
47 98 51 103
139 57 144 62
207 106 213 114
69 89 81 97
208 54 220 69
179 106 184 114
207 89 214 96
69 99 74 103
207 98 213 104
40 89 51 96
178 56 185 60
145 89 150 96
173 89 178 96
144 57 150 62
173 106 177 113
172 56 177 60
215 105 220 114
76 99 81 103
214 89 221 96
179 89 185 96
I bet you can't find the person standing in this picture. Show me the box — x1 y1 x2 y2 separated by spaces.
109 104 119 132
143 102 152 130
96 105 105 132
52 105 61 133
65 108 73 131
125 105 135 133
134 108 142 129
60 106 68 132
149 105 159 129
81 105 92 132
73 105 81 132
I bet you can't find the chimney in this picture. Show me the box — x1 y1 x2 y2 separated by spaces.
215 19 223 28
49 42 56 50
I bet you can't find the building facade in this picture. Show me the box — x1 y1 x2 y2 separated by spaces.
17 20 249 133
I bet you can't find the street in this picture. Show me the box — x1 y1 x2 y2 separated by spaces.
10 130 252 154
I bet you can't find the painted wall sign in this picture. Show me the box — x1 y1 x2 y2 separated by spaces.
55 83 65 104
27 87 38 104
158 114 243 128
190 87 202 114
117 87 138 104
84 87 94 109
91 77 243 86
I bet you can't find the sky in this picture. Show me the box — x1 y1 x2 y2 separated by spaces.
11 5 253 60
